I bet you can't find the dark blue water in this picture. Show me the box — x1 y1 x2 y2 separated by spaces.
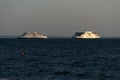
0 38 120 80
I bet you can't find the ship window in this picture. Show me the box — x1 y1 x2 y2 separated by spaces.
75 32 84 36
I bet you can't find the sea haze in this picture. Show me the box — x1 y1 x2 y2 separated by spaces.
0 0 120 37
0 38 120 80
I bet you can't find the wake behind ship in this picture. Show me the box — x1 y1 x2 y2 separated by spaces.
18 32 47 39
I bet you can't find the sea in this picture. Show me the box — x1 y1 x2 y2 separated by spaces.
0 38 120 80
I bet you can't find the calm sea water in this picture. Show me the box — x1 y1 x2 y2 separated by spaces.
0 38 120 80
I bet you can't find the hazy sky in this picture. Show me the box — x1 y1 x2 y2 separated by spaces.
0 0 120 37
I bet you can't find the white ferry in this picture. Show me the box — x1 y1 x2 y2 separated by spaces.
18 32 47 39
73 31 100 39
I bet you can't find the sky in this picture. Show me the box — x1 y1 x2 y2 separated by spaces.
0 0 120 37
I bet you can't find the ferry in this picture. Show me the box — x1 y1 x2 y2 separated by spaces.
18 32 47 39
73 31 100 39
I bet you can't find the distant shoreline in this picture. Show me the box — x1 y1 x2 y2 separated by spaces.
0 36 120 39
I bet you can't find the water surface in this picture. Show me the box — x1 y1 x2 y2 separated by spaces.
0 38 120 80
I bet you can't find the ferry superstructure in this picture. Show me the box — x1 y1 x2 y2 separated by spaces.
18 32 47 39
73 31 100 39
